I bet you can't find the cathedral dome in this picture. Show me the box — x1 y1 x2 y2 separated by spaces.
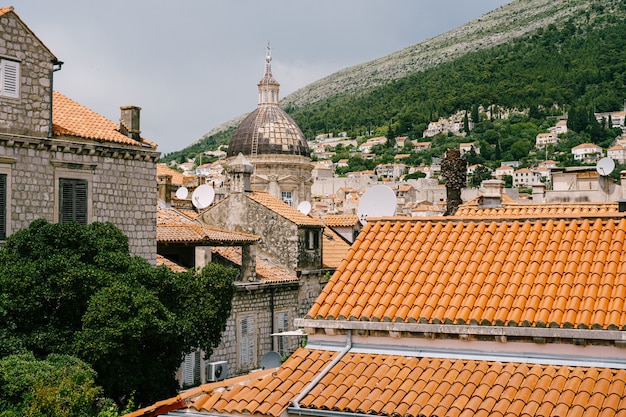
227 106 310 157
227 44 310 158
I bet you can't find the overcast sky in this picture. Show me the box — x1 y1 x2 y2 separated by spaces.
10 1 511 155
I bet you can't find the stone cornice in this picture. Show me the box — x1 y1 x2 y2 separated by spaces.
0 133 160 163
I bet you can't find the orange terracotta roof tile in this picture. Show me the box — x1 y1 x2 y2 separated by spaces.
156 163 185 186
322 227 351 269
246 192 324 227
157 206 259 245
126 348 626 417
155 254 187 273
308 216 626 330
52 90 157 149
456 200 620 219
212 246 298 284
322 214 360 227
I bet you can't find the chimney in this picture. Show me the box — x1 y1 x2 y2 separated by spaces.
120 105 141 140
227 153 254 194
532 183 546 202
480 179 504 208
157 174 172 206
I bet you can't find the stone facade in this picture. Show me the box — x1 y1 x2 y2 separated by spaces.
199 192 323 273
0 8 55 136
0 8 159 263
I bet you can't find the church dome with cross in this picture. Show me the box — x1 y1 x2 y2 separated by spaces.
225 45 313 207
227 45 310 158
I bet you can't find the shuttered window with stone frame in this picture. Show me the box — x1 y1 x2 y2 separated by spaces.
59 178 88 224
275 310 289 356
0 174 6 239
238 315 256 369
0 59 19 99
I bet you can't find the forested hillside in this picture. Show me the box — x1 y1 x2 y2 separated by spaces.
162 0 626 165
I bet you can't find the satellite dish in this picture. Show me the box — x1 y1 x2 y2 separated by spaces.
191 184 215 209
357 185 397 225
297 201 312 215
596 157 615 176
175 186 189 199
260 351 282 369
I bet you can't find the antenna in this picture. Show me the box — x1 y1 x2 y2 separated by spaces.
175 186 189 200
357 185 397 225
297 201 312 215
191 184 215 209
596 157 615 177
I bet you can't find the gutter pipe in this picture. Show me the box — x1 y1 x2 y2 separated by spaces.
292 330 351 409
48 59 63 138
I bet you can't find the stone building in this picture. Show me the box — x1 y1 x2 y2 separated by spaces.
225 44 313 208
0 7 159 262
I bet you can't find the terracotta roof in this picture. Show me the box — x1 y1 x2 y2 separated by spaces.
321 214 359 227
308 216 626 330
246 192 324 227
156 254 187 273
157 206 259 245
52 91 157 149
212 246 298 284
321 228 351 269
456 201 619 218
156 164 185 186
125 347 626 417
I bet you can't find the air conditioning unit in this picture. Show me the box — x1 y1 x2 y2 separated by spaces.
206 361 228 382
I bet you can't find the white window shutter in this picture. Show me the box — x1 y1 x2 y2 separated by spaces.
1 60 19 98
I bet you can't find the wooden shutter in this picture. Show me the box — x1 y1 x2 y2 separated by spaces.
1 60 19 98
59 178 88 224
276 311 289 355
0 174 5 239
239 316 255 368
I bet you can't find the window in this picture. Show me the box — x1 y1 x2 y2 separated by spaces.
238 315 256 369
281 191 293 206
0 59 19 99
306 229 320 250
275 311 289 355
59 178 87 224
0 174 5 239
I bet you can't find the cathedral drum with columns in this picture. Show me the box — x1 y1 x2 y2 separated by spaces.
225 44 313 207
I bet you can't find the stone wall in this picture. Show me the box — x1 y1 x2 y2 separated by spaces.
0 135 158 264
207 283 301 376
0 10 55 136
200 193 302 271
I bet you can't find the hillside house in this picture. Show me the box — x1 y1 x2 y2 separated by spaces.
572 142 603 163
0 7 159 262
459 141 480 156
374 163 407 179
494 164 514 179
607 145 626 164
535 132 558 147
411 141 432 152
512 167 541 187
129 201 626 417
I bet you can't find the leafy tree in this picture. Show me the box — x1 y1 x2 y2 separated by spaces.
470 165 493 187
0 219 237 408
0 353 105 417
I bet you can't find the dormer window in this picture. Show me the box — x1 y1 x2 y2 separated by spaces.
0 59 20 99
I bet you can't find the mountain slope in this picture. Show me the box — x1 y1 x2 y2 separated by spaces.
164 0 612 161
281 0 588 109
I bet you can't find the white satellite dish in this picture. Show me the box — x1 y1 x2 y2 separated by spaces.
191 184 215 209
175 186 189 199
297 201 312 215
596 157 615 176
357 185 397 225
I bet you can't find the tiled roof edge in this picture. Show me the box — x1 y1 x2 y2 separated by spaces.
0 133 160 162
295 319 626 342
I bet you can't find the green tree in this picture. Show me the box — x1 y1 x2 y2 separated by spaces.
0 219 237 408
0 353 106 417
470 165 493 187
